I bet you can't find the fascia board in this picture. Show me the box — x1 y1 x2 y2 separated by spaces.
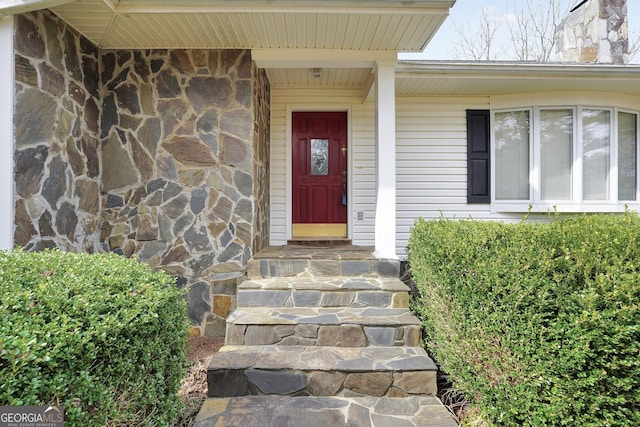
396 61 640 80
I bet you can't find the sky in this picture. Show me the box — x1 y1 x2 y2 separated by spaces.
399 0 640 63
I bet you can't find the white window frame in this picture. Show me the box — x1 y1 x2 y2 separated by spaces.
492 108 533 204
617 108 640 203
491 105 640 213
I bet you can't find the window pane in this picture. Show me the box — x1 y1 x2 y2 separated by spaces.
618 112 637 201
495 111 530 200
582 109 610 201
310 139 329 175
540 109 573 200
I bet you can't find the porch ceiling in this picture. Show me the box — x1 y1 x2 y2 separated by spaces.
25 0 456 51
265 67 372 87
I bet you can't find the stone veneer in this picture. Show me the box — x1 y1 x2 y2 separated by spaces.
14 11 102 253
12 9 271 336
555 0 628 64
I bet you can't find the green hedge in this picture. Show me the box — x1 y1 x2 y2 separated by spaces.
0 249 189 426
408 213 640 426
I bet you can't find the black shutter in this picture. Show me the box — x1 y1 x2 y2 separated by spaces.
467 109 490 204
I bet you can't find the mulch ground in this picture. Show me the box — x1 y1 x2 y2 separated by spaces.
175 336 225 427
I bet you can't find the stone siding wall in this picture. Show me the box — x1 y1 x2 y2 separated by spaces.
13 11 102 253
13 10 272 335
206 63 271 337
99 47 267 331
98 49 254 270
556 0 628 63
252 66 271 253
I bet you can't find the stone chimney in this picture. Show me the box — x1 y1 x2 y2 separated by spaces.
555 0 628 64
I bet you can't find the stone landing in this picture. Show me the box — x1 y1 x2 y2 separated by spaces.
195 245 458 426
247 245 400 278
195 396 455 427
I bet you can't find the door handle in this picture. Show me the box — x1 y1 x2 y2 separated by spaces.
341 147 347 155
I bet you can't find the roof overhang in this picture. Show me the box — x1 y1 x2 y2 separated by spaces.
0 0 73 16
1 0 455 51
395 61 640 98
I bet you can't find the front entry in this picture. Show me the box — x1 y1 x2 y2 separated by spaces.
292 112 348 238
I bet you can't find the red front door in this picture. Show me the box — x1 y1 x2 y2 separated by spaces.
292 112 347 237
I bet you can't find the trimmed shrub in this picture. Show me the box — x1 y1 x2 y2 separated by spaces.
0 249 189 426
408 213 640 426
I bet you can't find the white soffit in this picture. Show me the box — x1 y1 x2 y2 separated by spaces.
265 67 372 87
47 0 454 50
395 61 640 97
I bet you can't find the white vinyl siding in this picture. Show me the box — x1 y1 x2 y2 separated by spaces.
350 102 376 246
270 97 288 245
271 92 536 256
395 97 528 258
272 90 635 258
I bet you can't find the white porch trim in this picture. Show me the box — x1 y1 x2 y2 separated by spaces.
0 16 14 250
373 60 397 259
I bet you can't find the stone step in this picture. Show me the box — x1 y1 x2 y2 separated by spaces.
225 307 422 347
247 246 400 279
207 345 437 398
237 276 410 308
195 395 458 427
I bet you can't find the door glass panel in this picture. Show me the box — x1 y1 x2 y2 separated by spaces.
311 139 329 175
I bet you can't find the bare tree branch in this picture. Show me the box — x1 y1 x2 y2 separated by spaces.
452 7 503 60
506 0 534 61
506 0 567 61
449 0 637 63
629 28 640 63
451 0 575 62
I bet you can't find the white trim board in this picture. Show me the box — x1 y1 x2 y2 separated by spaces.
0 16 14 249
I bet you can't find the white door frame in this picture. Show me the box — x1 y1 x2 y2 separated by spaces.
285 105 353 241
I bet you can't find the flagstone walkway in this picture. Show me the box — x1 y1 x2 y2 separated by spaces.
194 245 458 427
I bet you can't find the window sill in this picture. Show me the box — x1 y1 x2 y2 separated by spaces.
491 203 640 214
